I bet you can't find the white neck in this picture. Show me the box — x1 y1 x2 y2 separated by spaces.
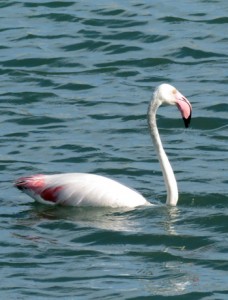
148 99 178 206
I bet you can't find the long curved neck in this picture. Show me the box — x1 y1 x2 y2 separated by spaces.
148 99 178 206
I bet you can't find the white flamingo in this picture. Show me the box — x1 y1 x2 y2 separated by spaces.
15 84 192 207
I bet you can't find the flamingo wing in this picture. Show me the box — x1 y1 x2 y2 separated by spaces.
15 173 150 208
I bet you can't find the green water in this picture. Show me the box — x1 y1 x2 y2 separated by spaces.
0 1 227 299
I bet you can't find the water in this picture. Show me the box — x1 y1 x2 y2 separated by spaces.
0 1 227 299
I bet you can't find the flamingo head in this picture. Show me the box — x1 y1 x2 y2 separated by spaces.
155 83 192 128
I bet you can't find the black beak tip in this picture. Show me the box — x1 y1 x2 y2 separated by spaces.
183 113 191 128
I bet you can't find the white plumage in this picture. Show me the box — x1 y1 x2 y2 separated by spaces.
15 84 192 207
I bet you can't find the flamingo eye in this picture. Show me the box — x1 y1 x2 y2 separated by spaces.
172 89 177 94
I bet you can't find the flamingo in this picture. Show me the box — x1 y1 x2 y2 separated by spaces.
15 84 192 207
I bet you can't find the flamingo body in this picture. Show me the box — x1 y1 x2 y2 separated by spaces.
15 84 192 207
15 173 150 207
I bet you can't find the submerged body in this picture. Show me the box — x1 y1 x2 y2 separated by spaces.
15 84 192 207
15 173 150 207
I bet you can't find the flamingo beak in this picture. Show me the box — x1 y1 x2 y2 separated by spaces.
175 92 192 128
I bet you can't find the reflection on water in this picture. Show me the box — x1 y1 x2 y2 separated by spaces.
20 204 139 232
163 206 180 236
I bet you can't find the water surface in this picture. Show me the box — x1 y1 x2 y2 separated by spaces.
0 1 227 299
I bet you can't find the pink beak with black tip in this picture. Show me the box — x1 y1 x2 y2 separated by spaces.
175 91 192 128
